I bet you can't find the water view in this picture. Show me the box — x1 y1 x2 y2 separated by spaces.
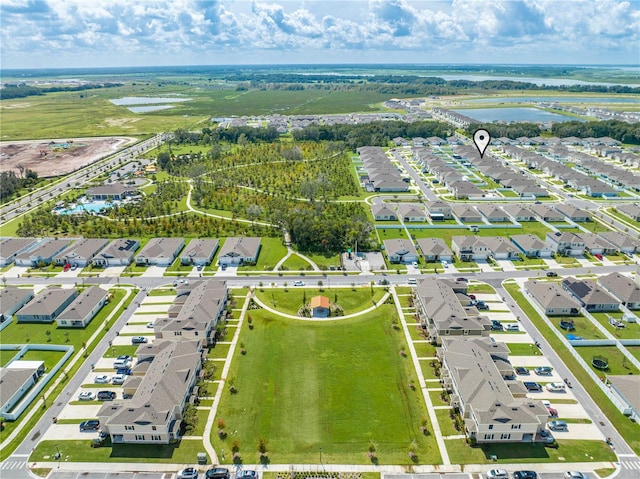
435 74 638 87
127 105 177 113
466 96 639 104
109 97 192 105
453 107 583 123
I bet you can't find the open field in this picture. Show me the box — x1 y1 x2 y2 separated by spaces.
211 306 440 465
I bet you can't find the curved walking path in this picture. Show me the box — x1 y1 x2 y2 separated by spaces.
252 289 391 321
273 246 321 272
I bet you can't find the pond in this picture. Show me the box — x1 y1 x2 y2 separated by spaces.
466 96 639 104
109 97 192 105
127 105 176 113
432 74 637 86
453 107 583 123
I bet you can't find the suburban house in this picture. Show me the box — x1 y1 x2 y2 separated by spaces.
98 340 203 444
439 337 548 444
0 287 34 325
16 287 78 323
93 239 140 267
503 205 535 222
397 203 427 222
53 238 110 267
545 232 585 256
599 232 639 255
453 205 482 223
554 204 591 222
524 281 581 316
451 236 490 261
0 360 45 421
310 295 331 318
383 239 419 264
154 280 228 347
416 238 454 263
413 278 491 344
530 204 564 222
426 200 452 220
605 375 640 423
510 234 554 258
14 239 71 267
483 236 521 260
579 233 617 256
598 272 640 310
56 286 109 328
615 203 640 222
218 237 262 266
180 239 219 266
450 180 484 200
85 183 137 201
477 205 509 223
135 238 185 266
371 203 397 221
561 277 620 312
0 238 38 266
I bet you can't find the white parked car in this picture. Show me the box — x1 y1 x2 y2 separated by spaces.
113 359 132 369
94 374 111 384
505 324 520 331
112 374 127 385
78 391 96 401
293 280 305 286
146 322 155 328
487 470 509 479
546 382 566 392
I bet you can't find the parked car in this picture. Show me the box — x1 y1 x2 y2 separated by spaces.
177 468 199 479
514 367 529 375
147 321 155 328
196 265 203 271
441 260 449 268
293 280 305 286
594 253 603 260
78 391 96 401
407 278 417 285
491 323 504 331
94 374 111 384
116 355 131 361
457 277 468 282
97 390 117 401
539 429 555 444
548 420 568 431
564 472 585 479
131 336 148 344
206 467 230 479
71 264 78 271
113 359 132 369
79 420 100 431
524 382 542 392
63 263 71 272
547 407 559 417
238 471 258 479
412 261 419 267
534 366 553 375
116 367 132 376
111 374 127 385
476 302 489 310
514 472 537 479
546 271 558 277
505 324 520 331
486 470 509 479
546 382 566 392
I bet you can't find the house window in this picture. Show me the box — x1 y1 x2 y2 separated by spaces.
152 426 156 431
135 434 145 441
484 434 494 440
511 424 521 429
500 433 511 440
488 425 493 430
152 435 161 441
125 425 135 431
174 331 182 336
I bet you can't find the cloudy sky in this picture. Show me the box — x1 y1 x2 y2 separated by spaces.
1 0 638 69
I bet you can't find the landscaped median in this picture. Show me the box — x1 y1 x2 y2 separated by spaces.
503 282 640 455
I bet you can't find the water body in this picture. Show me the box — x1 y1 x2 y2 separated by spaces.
126 105 176 113
466 96 639 104
434 74 638 87
453 107 582 123
109 97 191 105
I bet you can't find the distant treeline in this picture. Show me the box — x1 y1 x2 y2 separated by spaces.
464 123 542 140
0 169 39 202
0 82 122 100
551 120 640 144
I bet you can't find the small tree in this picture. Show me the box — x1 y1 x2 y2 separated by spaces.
247 315 253 330
45 330 52 342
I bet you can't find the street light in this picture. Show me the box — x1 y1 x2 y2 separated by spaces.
319 447 322 466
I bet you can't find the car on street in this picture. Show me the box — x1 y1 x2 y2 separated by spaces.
534 366 553 375
514 472 537 479
177 467 199 479
206 467 230 479
546 271 558 277
94 374 111 384
97 390 117 401
457 277 468 282
486 470 509 479
293 280 305 286
111 374 127 385
546 382 566 392
407 278 417 285
131 336 148 344
564 473 585 479
524 382 542 392
514 367 529 375
79 420 100 431
78 391 96 401
548 420 568 431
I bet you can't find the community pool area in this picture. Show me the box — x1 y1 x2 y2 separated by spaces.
53 199 119 215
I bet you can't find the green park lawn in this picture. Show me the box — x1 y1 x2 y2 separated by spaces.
253 287 386 316
279 254 313 271
574 345 640 376
211 306 441 465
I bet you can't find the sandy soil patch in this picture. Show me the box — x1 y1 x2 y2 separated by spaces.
104 117 143 127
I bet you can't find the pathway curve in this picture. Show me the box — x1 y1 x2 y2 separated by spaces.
251 288 390 321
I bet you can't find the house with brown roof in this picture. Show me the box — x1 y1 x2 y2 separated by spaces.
416 238 453 263
56 286 109 328
180 239 219 266
16 287 78 323
562 277 620 312
135 238 185 266
383 239 418 264
218 237 262 266
0 238 38 266
54 238 110 267
524 281 581 316
310 296 330 318
14 239 72 267
371 203 397 221
511 234 554 258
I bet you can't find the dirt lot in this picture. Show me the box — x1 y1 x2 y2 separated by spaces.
0 136 136 178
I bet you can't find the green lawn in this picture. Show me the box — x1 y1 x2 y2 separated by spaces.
506 343 541 356
253 287 385 316
574 345 640 376
21 349 67 371
249 238 288 271
467 283 497 294
279 254 313 271
211 306 440 465
590 312 640 340
303 252 342 269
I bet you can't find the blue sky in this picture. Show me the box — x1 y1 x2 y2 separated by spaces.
1 0 638 69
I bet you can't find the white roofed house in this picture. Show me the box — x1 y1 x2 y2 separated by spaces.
56 286 109 328
53 238 110 267
135 238 185 266
93 239 140 267
371 203 397 221
218 237 262 266
416 238 453 263
383 239 418 264
180 239 219 266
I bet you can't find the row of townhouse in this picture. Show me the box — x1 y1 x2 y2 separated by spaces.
0 237 262 268
415 149 485 199
98 279 228 445
0 285 109 327
357 146 409 192
413 278 549 444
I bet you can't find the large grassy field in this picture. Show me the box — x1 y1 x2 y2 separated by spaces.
212 306 440 465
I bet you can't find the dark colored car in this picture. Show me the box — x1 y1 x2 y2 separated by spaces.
514 471 538 479
97 390 116 401
206 467 230 479
457 277 468 282
515 367 530 375
79 420 100 431
116 367 132 376
524 382 542 392
546 271 558 277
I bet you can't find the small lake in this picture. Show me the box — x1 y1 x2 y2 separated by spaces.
433 74 638 87
453 107 582 123
109 97 191 106
466 96 639 104
126 105 176 113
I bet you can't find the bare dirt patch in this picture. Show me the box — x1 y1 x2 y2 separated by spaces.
0 136 136 178
104 118 143 127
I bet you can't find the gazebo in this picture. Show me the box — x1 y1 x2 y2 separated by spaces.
310 295 330 318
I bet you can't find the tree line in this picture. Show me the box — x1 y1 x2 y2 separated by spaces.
0 169 39 202
550 120 640 144
0 82 121 100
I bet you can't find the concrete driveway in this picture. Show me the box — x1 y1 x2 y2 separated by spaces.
112 335 153 346
42 423 101 441
548 422 605 441
57 403 103 421
135 304 170 314
141 296 175 305
491 331 534 343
